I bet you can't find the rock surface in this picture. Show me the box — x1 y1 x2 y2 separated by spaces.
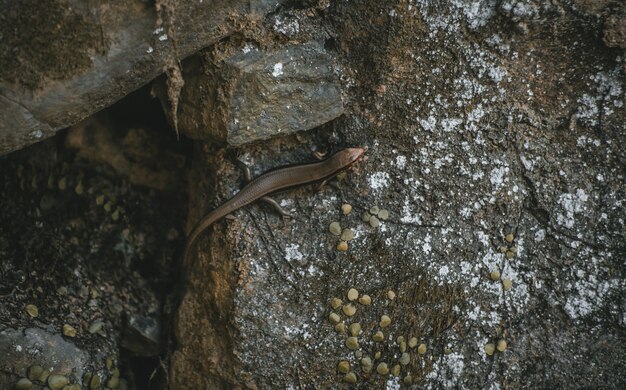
173 0 626 388
156 44 344 145
0 0 624 389
0 0 281 155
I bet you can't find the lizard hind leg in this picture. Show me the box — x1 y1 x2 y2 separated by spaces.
234 158 290 222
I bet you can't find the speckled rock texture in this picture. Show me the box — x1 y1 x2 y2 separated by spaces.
0 0 624 389
155 43 344 145
0 0 281 155
175 0 625 388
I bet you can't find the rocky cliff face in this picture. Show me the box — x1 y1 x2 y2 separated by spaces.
0 0 624 389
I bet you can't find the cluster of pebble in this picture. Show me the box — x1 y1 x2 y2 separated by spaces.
328 204 390 251
328 288 426 385
13 363 124 390
483 232 518 355
17 303 122 389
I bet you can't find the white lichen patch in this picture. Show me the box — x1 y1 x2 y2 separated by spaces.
556 189 589 229
284 244 303 262
425 351 465 387
368 171 390 191
272 62 284 77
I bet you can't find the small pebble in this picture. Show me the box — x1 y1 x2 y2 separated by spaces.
57 286 68 295
27 366 43 381
361 357 373 373
347 288 359 301
88 320 105 334
408 337 418 348
354 351 363 358
15 378 32 390
391 364 401 377
400 352 410 365
396 336 405 344
343 372 357 384
379 315 391 328
404 375 413 385
341 228 355 241
505 250 515 258
444 347 453 355
505 233 514 243
108 376 120 390
374 351 381 360
329 222 342 236
378 209 390 220
338 360 350 374
387 290 396 300
497 339 507 352
499 246 508 253
376 362 389 375
111 209 120 221
358 295 371 305
400 341 407 353
58 177 67 191
328 313 341 325
510 246 518 253
90 374 101 389
334 322 346 334
25 304 38 318
330 297 343 309
341 204 353 215
63 324 77 337
372 331 384 342
345 337 359 350
490 270 501 281
370 206 380 215
502 279 513 291
342 304 356 317
336 241 349 251
418 343 427 355
75 181 84 195
369 216 380 228
361 211 371 222
38 370 50 383
349 322 362 337
484 343 496 356
96 195 105 206
47 374 69 390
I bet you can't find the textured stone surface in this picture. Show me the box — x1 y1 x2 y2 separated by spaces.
0 0 281 155
0 327 88 389
157 43 344 145
175 0 625 388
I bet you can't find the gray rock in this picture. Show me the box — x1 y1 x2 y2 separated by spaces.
0 327 88 388
120 315 160 357
158 43 343 145
0 0 282 155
